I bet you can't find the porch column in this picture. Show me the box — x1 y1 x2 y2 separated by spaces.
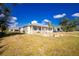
30 25 33 34
37 26 39 32
52 28 54 32
41 26 42 33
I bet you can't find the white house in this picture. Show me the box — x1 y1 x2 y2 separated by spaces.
8 21 62 36
22 23 54 34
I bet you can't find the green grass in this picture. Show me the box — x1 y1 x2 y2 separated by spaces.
0 32 79 56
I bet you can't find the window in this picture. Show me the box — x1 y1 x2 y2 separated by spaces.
33 26 37 30
38 27 41 31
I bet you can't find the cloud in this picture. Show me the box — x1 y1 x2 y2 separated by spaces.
8 22 18 27
7 16 18 29
72 13 79 17
0 14 5 17
8 16 17 23
42 19 50 25
53 13 66 18
9 20 16 23
31 20 38 24
43 19 50 23
11 16 17 20
8 22 18 29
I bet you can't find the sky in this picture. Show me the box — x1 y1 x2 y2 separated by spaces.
6 3 79 28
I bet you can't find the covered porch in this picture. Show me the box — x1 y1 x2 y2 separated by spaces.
30 25 53 34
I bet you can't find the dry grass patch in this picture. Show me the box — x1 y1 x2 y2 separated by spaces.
0 32 79 56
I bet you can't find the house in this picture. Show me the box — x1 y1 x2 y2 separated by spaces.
8 28 20 33
8 21 62 36
22 23 54 34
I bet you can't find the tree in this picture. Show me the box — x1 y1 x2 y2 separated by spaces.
48 22 53 30
73 18 79 31
0 3 17 33
0 4 10 32
43 19 53 29
60 17 79 32
60 17 69 32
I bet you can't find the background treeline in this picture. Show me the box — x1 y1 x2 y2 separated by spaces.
60 17 79 32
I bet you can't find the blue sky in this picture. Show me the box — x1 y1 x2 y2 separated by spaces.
7 3 79 27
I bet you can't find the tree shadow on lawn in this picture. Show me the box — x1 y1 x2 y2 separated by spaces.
0 42 8 55
0 33 24 55
0 32 24 38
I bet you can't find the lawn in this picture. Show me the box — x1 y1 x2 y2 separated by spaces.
0 32 79 56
